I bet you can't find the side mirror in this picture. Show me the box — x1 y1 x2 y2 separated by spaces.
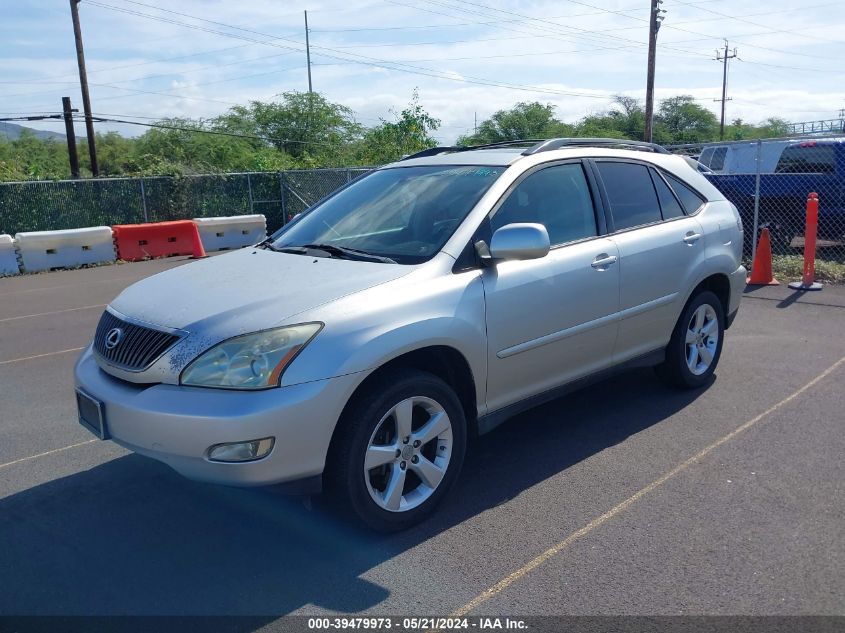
488 223 550 261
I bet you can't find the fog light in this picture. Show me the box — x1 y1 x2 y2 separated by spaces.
207 437 274 463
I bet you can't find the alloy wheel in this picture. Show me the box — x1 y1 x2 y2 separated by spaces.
363 396 453 512
685 303 719 376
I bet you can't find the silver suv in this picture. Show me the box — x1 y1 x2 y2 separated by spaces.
74 139 746 531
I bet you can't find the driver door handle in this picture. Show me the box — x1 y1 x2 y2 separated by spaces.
683 232 702 245
591 254 618 269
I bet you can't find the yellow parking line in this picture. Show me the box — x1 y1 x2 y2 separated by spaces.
0 439 98 470
0 347 85 365
449 354 845 618
0 304 104 323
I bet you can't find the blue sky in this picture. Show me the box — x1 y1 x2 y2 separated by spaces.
2 0 844 143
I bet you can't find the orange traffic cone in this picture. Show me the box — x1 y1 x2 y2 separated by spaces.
746 228 779 285
189 221 208 259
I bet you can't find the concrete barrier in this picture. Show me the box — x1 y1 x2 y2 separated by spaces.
193 214 267 252
0 234 21 276
15 227 116 273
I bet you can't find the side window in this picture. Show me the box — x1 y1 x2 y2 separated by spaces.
491 163 597 246
650 169 685 219
596 162 661 231
709 147 727 171
664 173 706 214
699 147 714 168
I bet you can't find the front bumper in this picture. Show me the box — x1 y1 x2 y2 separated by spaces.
73 346 364 487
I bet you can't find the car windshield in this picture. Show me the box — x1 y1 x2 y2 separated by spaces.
270 165 507 264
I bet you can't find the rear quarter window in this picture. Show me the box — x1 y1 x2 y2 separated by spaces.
650 169 685 219
663 173 706 215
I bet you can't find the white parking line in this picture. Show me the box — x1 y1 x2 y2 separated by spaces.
0 347 85 365
447 354 845 618
0 439 97 470
0 304 105 323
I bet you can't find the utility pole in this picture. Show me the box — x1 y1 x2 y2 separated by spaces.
69 0 98 176
304 10 313 93
715 40 737 141
61 97 80 179
643 0 665 143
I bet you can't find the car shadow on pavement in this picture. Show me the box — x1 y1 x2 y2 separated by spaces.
0 368 710 622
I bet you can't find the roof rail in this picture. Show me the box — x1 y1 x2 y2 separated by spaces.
399 146 461 161
400 139 547 161
522 138 670 156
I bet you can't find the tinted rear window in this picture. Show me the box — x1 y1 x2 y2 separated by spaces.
775 144 836 173
664 173 705 214
596 162 661 231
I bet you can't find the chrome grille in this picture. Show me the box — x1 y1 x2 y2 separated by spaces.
93 310 181 371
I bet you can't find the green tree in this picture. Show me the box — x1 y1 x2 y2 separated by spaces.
0 129 68 180
755 117 791 138
129 118 289 175
574 95 645 140
457 101 572 145
653 95 719 143
91 131 138 176
214 91 362 166
355 91 440 164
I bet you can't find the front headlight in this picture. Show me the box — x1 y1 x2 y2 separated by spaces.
180 323 322 390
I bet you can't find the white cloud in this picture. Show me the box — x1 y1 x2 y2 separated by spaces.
3 0 843 144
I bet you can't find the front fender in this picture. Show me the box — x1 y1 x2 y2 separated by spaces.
281 269 488 414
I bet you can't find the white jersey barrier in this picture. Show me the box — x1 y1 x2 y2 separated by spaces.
15 227 116 273
193 214 267 252
0 234 21 276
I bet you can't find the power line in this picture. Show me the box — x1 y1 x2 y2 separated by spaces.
83 0 622 101
466 0 839 63
0 112 336 147
311 7 649 33
671 0 840 46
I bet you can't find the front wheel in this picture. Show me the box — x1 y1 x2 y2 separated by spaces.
656 290 725 389
325 369 467 531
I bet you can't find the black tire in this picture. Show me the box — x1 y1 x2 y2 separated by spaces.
325 369 467 532
656 290 725 389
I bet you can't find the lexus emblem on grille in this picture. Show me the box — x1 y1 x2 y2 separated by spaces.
104 327 124 350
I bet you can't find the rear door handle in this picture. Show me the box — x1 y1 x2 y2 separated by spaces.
683 232 702 245
591 254 618 269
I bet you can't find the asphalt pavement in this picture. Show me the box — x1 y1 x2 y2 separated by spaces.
0 259 843 624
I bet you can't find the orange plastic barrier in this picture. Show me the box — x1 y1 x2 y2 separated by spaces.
112 220 205 262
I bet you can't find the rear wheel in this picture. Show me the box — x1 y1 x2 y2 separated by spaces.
325 369 467 531
656 290 724 389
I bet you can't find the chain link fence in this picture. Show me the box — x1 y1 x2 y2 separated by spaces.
668 136 845 269
0 168 373 236
2 144 844 278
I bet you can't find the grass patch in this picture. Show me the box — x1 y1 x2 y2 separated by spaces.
770 255 845 284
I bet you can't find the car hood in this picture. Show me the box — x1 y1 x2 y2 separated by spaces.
109 248 412 335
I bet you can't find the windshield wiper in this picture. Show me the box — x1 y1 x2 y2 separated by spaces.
264 242 396 263
299 243 397 264
258 240 287 252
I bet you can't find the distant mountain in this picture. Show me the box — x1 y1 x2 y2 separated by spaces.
0 122 66 141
